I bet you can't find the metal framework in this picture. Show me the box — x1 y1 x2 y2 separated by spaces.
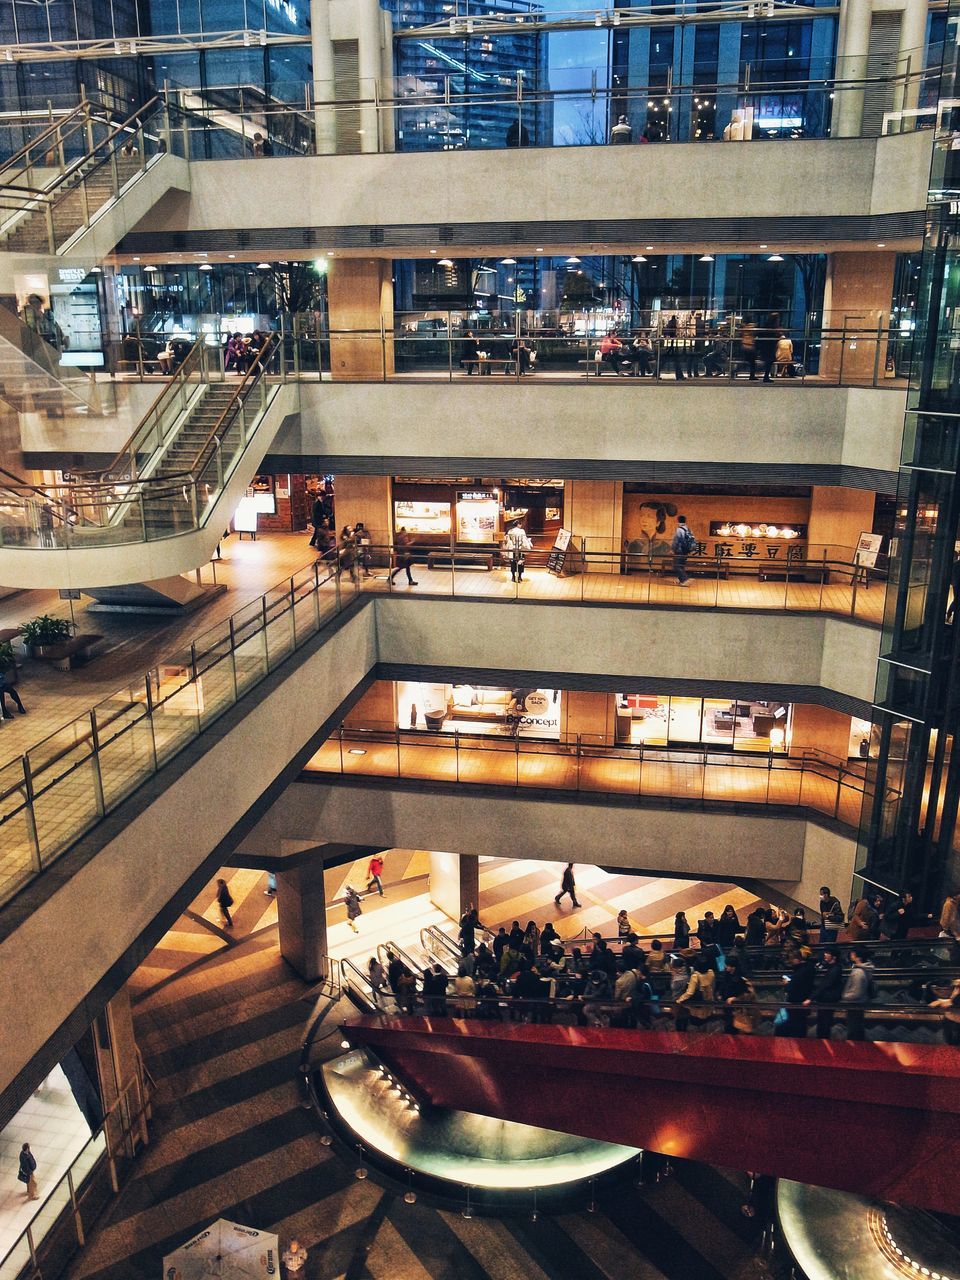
0 28 310 64
393 1 841 39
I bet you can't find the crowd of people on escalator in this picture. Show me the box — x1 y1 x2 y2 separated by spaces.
361 879 960 1046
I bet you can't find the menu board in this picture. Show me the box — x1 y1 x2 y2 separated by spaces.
856 531 883 569
547 528 574 575
457 491 500 543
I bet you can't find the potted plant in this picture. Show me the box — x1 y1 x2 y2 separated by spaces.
0 640 13 673
19 614 71 658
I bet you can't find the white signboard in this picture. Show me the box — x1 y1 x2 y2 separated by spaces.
856 531 883 569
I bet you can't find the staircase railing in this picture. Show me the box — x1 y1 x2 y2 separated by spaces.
0 94 173 252
0 335 281 549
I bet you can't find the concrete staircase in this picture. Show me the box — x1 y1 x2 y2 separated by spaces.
1 153 145 253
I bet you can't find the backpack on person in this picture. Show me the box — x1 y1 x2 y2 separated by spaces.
675 524 697 554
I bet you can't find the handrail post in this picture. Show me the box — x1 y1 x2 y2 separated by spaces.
43 201 55 254
851 550 860 616
88 710 106 818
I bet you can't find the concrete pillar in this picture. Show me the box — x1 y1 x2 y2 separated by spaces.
807 485 876 559
790 703 853 763
332 473 392 562
345 679 397 730
834 0 873 137
565 479 623 573
356 0 384 153
276 857 328 981
429 850 479 922
327 258 394 380
821 251 895 383
93 986 146 1156
310 0 337 155
897 0 929 117
562 691 616 745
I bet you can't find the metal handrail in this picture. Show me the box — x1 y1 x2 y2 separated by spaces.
188 334 278 477
0 99 93 185
96 338 206 479
0 94 164 213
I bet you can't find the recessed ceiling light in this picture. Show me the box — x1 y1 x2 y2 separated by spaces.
535 247 543 252
877 242 886 247
348 748 367 756
133 255 140 261
645 245 654 250
759 244 768 249
228 253 236 258
430 249 437 254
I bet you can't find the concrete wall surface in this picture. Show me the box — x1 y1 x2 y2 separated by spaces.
135 132 930 235
249 779 808 882
280 382 905 482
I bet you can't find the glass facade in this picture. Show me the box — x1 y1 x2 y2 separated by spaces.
857 3 960 904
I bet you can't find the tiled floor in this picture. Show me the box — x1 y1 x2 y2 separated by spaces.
68 856 778 1280
0 1065 105 1264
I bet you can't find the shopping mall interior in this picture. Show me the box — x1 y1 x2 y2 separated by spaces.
2 0 960 1277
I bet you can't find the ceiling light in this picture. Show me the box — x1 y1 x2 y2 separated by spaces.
133 255 140 261
199 263 213 271
645 245 654 250
348 748 367 756
565 256 581 264
228 253 236 258
759 243 768 249
632 255 647 262
143 264 158 271
90 266 102 274
314 257 328 273
256 262 271 269
500 257 516 264
877 242 886 248
535 247 543 252
699 254 715 262
430 249 437 254
437 258 454 267
767 253 784 262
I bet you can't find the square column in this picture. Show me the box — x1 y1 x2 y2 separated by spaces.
821 251 896 383
429 851 479 922
276 856 328 982
327 260 394 381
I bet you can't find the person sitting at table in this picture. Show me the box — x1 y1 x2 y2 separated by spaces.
629 332 654 376
600 331 628 375
511 336 532 375
460 330 480 374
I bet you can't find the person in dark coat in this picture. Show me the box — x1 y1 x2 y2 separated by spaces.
745 906 767 948
554 863 581 909
673 911 691 950
717 905 743 948
777 948 816 1037
18 1143 38 1200
809 946 844 1039
459 904 480 955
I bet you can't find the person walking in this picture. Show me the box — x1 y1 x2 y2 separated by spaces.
776 948 816 1038
459 904 481 954
818 885 844 944
841 946 875 1041
0 659 26 717
809 945 844 1039
281 1240 308 1273
215 878 234 929
757 314 780 383
671 514 697 586
339 526 359 585
389 526 418 587
308 492 325 548
18 1143 38 1200
554 862 581 909
365 853 385 896
344 884 362 933
501 521 533 582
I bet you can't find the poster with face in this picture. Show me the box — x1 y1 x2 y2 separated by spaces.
628 501 678 563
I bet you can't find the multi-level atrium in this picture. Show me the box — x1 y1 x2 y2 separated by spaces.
0 0 959 1277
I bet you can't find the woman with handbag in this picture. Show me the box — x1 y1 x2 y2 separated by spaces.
18 1143 38 1200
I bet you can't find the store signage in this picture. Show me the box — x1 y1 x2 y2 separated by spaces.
57 267 87 283
458 491 497 502
524 691 550 716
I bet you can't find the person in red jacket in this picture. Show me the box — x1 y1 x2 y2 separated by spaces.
366 853 385 896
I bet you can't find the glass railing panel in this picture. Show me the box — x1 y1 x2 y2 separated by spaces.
195 653 237 730
340 730 396 777
0 1234 32 1280
232 626 268 697
263 587 296 669
517 739 577 790
636 748 698 803
578 742 641 794
766 760 804 808
92 686 157 811
0 758 38 898
455 733 518 787
26 726 102 864
397 731 456 783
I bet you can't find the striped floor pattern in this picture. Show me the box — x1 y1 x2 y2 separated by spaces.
67 859 781 1280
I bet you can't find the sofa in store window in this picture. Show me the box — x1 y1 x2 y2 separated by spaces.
450 685 513 723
